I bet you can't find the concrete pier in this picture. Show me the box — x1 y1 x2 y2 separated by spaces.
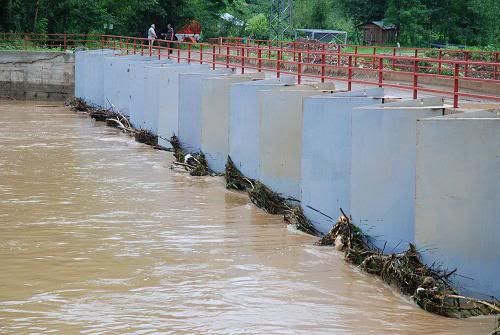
229 78 295 180
258 86 334 200
177 70 233 153
200 73 265 173
350 98 445 252
300 88 386 232
415 110 500 297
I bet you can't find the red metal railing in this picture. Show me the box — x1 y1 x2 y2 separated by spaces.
209 36 500 63
1 33 499 108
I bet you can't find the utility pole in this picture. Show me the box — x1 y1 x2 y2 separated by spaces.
269 0 293 40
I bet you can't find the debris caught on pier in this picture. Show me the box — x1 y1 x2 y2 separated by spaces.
169 135 211 176
317 210 500 319
135 129 158 146
284 206 321 237
225 156 253 191
66 97 156 147
225 157 320 236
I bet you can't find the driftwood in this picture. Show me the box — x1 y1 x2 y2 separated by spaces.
316 211 500 319
225 156 320 236
168 135 211 176
66 97 162 148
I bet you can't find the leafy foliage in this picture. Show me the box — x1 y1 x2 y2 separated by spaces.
0 0 498 47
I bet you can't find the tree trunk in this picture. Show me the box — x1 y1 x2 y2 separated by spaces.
33 0 40 32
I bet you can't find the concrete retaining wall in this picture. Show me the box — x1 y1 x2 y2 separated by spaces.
301 88 385 233
229 78 295 180
350 98 445 252
415 110 500 297
0 51 74 100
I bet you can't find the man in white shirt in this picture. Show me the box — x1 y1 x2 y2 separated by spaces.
148 24 157 54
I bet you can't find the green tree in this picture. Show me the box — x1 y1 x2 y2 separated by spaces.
245 13 268 39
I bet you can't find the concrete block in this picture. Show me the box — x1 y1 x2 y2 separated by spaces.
149 64 210 148
415 110 500 298
200 73 266 173
127 59 172 130
229 77 295 180
76 49 116 105
177 70 233 153
259 87 335 200
103 54 156 115
350 97 444 252
301 88 385 233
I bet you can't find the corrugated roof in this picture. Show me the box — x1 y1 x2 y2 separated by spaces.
361 21 396 30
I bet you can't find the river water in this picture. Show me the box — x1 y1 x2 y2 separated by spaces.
0 101 495 334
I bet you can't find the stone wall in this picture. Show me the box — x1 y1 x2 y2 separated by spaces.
0 51 74 100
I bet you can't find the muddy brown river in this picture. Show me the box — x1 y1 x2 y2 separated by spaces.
0 101 496 334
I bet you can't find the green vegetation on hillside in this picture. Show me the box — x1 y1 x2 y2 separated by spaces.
0 0 498 48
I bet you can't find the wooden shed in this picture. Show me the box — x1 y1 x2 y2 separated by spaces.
360 21 397 45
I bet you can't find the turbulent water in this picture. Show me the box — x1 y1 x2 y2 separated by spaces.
0 101 496 334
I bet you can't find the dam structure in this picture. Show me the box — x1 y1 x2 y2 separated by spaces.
71 49 500 299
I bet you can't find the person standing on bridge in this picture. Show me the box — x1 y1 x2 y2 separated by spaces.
148 24 157 55
166 23 176 54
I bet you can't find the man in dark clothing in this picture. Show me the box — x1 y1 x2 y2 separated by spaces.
166 24 176 54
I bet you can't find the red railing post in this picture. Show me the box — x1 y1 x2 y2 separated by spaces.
413 57 418 99
158 40 161 60
321 45 326 83
495 52 499 80
438 50 442 75
63 34 67 51
297 51 302 84
133 38 136 54
141 39 144 56
226 46 230 68
177 45 180 63
293 42 296 62
199 44 203 64
114 39 116 51
276 50 281 78
188 43 191 63
258 47 262 72
348 55 353 91
354 46 358 67
392 48 396 70
337 45 341 66
464 51 470 77
372 47 377 69
268 41 271 59
101 34 104 49
241 46 245 74
453 63 460 108
378 57 383 87
126 38 129 55
212 45 216 70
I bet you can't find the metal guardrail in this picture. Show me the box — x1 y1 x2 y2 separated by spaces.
1 33 499 108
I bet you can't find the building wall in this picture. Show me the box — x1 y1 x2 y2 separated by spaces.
0 51 74 100
415 111 500 298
